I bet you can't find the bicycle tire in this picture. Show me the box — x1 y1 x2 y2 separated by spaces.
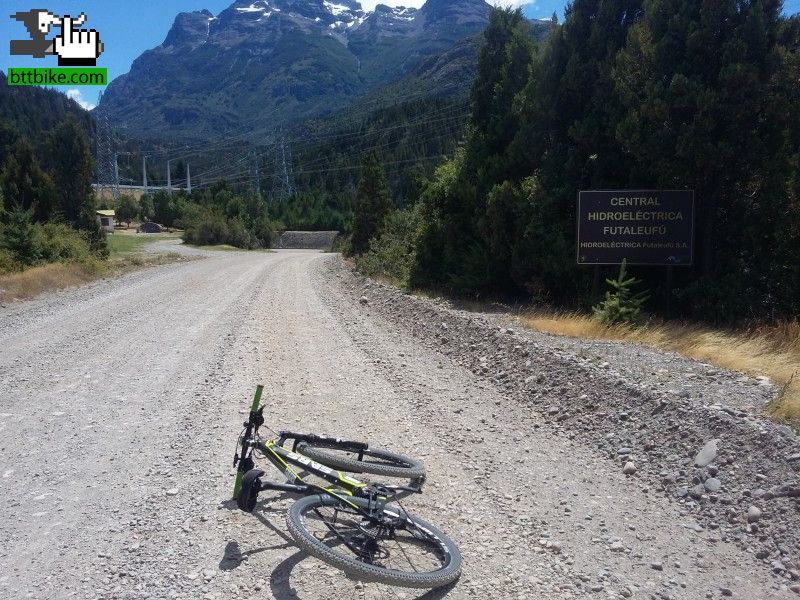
286 494 461 589
237 469 263 512
295 442 426 480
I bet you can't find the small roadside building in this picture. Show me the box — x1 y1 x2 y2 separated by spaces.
96 210 115 233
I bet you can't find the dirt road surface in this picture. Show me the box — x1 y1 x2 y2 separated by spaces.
0 250 794 599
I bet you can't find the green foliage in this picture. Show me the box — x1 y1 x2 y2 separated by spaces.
115 195 138 227
183 211 229 246
404 5 800 323
39 222 96 265
268 191 352 233
0 79 107 270
44 117 95 228
349 151 394 255
593 261 650 325
0 138 57 222
138 194 155 222
180 183 276 249
151 190 190 228
0 205 96 273
355 206 420 285
0 204 42 267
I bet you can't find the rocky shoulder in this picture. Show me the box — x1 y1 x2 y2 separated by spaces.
321 255 800 593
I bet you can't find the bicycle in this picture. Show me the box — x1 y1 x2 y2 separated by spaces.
231 385 462 589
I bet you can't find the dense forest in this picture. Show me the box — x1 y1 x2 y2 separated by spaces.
0 75 107 273
350 2 800 324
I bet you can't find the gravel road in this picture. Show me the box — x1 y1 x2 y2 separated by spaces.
0 249 797 599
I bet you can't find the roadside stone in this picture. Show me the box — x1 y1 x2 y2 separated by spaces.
689 484 706 500
651 561 664 571
695 440 718 467
747 506 763 523
359 296 369 305
704 478 722 493
623 461 637 475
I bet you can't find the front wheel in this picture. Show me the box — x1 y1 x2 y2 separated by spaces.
295 443 425 480
286 494 461 589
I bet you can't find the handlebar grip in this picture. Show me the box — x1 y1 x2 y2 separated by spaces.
250 385 264 412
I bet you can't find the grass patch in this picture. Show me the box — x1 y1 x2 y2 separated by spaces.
520 311 800 428
0 261 107 302
107 232 181 258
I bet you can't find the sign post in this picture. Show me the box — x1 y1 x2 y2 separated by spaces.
577 190 695 314
577 190 694 266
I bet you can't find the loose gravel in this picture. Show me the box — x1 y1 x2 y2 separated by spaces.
0 249 797 599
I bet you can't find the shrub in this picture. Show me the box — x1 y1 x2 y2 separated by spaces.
0 248 19 273
39 222 94 264
226 218 255 249
1 204 43 266
355 207 419 286
183 212 229 246
593 260 650 325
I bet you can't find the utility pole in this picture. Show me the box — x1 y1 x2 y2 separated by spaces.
186 163 191 194
167 159 172 195
142 155 148 195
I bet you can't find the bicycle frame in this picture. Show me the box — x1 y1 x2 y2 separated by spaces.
233 387 421 512
247 437 371 506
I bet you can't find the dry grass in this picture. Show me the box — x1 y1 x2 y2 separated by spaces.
521 311 800 427
0 253 195 304
0 261 107 302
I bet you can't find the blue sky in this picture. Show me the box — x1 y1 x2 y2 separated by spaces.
1 0 798 109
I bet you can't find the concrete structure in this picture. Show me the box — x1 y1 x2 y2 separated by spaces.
275 231 340 250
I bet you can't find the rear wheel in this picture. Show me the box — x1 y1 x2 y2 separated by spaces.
296 443 425 480
286 494 461 589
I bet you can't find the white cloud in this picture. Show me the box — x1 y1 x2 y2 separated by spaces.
358 1 529 11
66 89 96 110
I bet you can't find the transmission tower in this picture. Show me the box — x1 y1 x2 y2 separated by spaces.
270 135 295 202
94 90 118 201
250 148 261 197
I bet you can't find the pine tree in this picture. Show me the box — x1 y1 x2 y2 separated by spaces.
349 151 393 255
0 138 56 222
614 0 795 321
593 260 649 325
1 204 42 266
45 117 95 228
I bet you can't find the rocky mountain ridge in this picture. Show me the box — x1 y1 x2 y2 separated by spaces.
99 0 494 140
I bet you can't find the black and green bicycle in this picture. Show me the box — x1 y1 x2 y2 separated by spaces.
231 385 462 590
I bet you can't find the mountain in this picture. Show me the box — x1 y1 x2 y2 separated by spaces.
0 72 93 155
100 0 493 141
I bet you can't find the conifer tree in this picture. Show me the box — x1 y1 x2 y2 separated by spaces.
349 151 393 255
45 117 95 228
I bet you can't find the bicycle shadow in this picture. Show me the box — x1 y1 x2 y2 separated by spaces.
268 549 458 599
219 498 297 573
